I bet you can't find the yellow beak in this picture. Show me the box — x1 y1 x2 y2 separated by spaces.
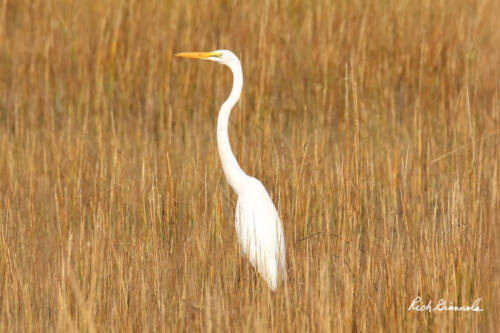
175 52 221 59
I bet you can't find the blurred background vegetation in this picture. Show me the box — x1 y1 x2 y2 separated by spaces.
0 0 498 331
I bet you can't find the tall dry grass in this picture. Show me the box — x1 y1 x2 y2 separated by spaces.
0 0 499 331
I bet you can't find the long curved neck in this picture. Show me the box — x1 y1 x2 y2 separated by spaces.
217 60 247 194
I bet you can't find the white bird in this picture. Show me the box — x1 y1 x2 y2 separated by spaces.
176 50 286 290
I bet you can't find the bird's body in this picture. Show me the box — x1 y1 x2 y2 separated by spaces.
176 50 286 290
235 176 286 290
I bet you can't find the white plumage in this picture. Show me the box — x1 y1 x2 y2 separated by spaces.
235 177 286 290
176 50 286 290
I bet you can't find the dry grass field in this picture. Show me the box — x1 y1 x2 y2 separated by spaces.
0 0 499 331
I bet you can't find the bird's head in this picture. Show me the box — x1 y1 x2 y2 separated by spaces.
175 49 240 66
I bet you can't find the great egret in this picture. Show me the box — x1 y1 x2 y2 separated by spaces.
176 50 286 290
